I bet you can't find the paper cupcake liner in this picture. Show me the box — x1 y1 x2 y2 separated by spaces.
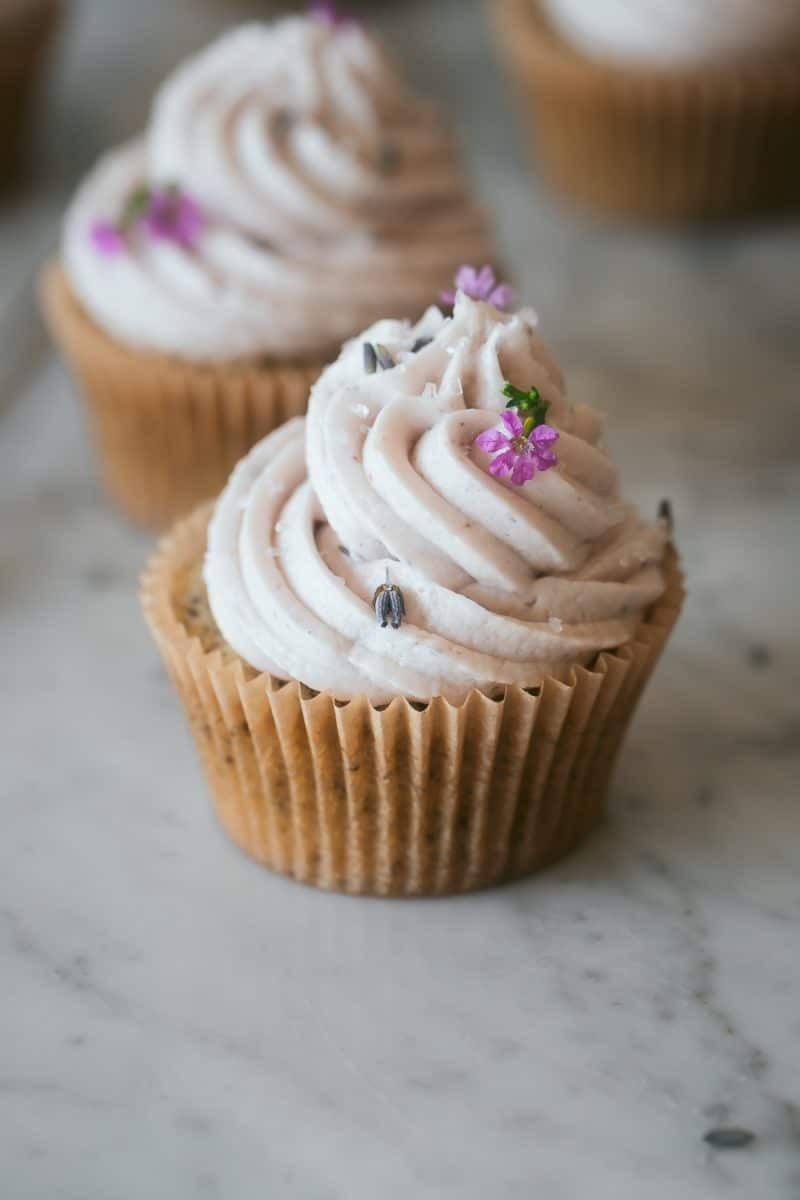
491 0 800 219
141 503 685 897
40 264 323 530
0 0 61 188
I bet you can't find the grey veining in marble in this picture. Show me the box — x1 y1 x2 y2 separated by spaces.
1 1 799 1198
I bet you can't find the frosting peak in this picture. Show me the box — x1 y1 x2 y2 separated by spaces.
62 19 494 363
204 295 668 703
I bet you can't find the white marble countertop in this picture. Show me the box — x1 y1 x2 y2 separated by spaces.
2 2 799 1197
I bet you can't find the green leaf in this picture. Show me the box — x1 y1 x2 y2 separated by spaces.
502 381 550 425
120 186 151 229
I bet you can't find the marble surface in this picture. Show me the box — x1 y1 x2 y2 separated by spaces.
2 1 800 1197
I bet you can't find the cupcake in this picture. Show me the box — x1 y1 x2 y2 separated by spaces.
537 0 800 66
41 14 495 529
491 0 800 219
0 0 60 190
142 277 684 896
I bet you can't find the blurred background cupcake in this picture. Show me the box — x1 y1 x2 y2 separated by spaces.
41 10 496 529
491 0 800 219
0 0 61 192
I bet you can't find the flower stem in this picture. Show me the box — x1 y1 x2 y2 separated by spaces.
502 381 550 427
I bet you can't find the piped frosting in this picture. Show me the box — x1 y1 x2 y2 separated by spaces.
62 19 494 363
204 294 667 703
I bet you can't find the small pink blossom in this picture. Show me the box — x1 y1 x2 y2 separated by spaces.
90 185 206 258
474 408 559 486
309 1 354 26
141 188 205 250
89 220 126 257
441 264 515 310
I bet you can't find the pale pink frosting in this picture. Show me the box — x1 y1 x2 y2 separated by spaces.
540 0 800 65
204 295 668 703
61 19 493 364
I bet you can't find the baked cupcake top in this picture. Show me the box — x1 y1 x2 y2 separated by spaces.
539 0 800 66
61 16 494 364
204 278 668 703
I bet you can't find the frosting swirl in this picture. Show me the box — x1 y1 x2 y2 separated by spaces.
204 295 668 704
61 19 493 364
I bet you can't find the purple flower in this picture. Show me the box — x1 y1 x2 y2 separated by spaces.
89 220 126 257
141 188 205 250
89 185 206 259
441 265 515 311
474 408 559 486
309 1 354 26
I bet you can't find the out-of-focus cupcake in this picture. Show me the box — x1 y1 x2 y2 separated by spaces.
142 279 683 896
491 0 800 219
41 14 495 529
0 0 60 191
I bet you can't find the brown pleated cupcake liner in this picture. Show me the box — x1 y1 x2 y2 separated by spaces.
0 0 61 189
491 0 800 219
141 502 685 897
39 264 323 530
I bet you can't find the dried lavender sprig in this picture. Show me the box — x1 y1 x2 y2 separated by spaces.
703 1128 755 1151
373 570 405 630
375 344 395 370
388 585 405 629
374 589 389 627
363 342 377 374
